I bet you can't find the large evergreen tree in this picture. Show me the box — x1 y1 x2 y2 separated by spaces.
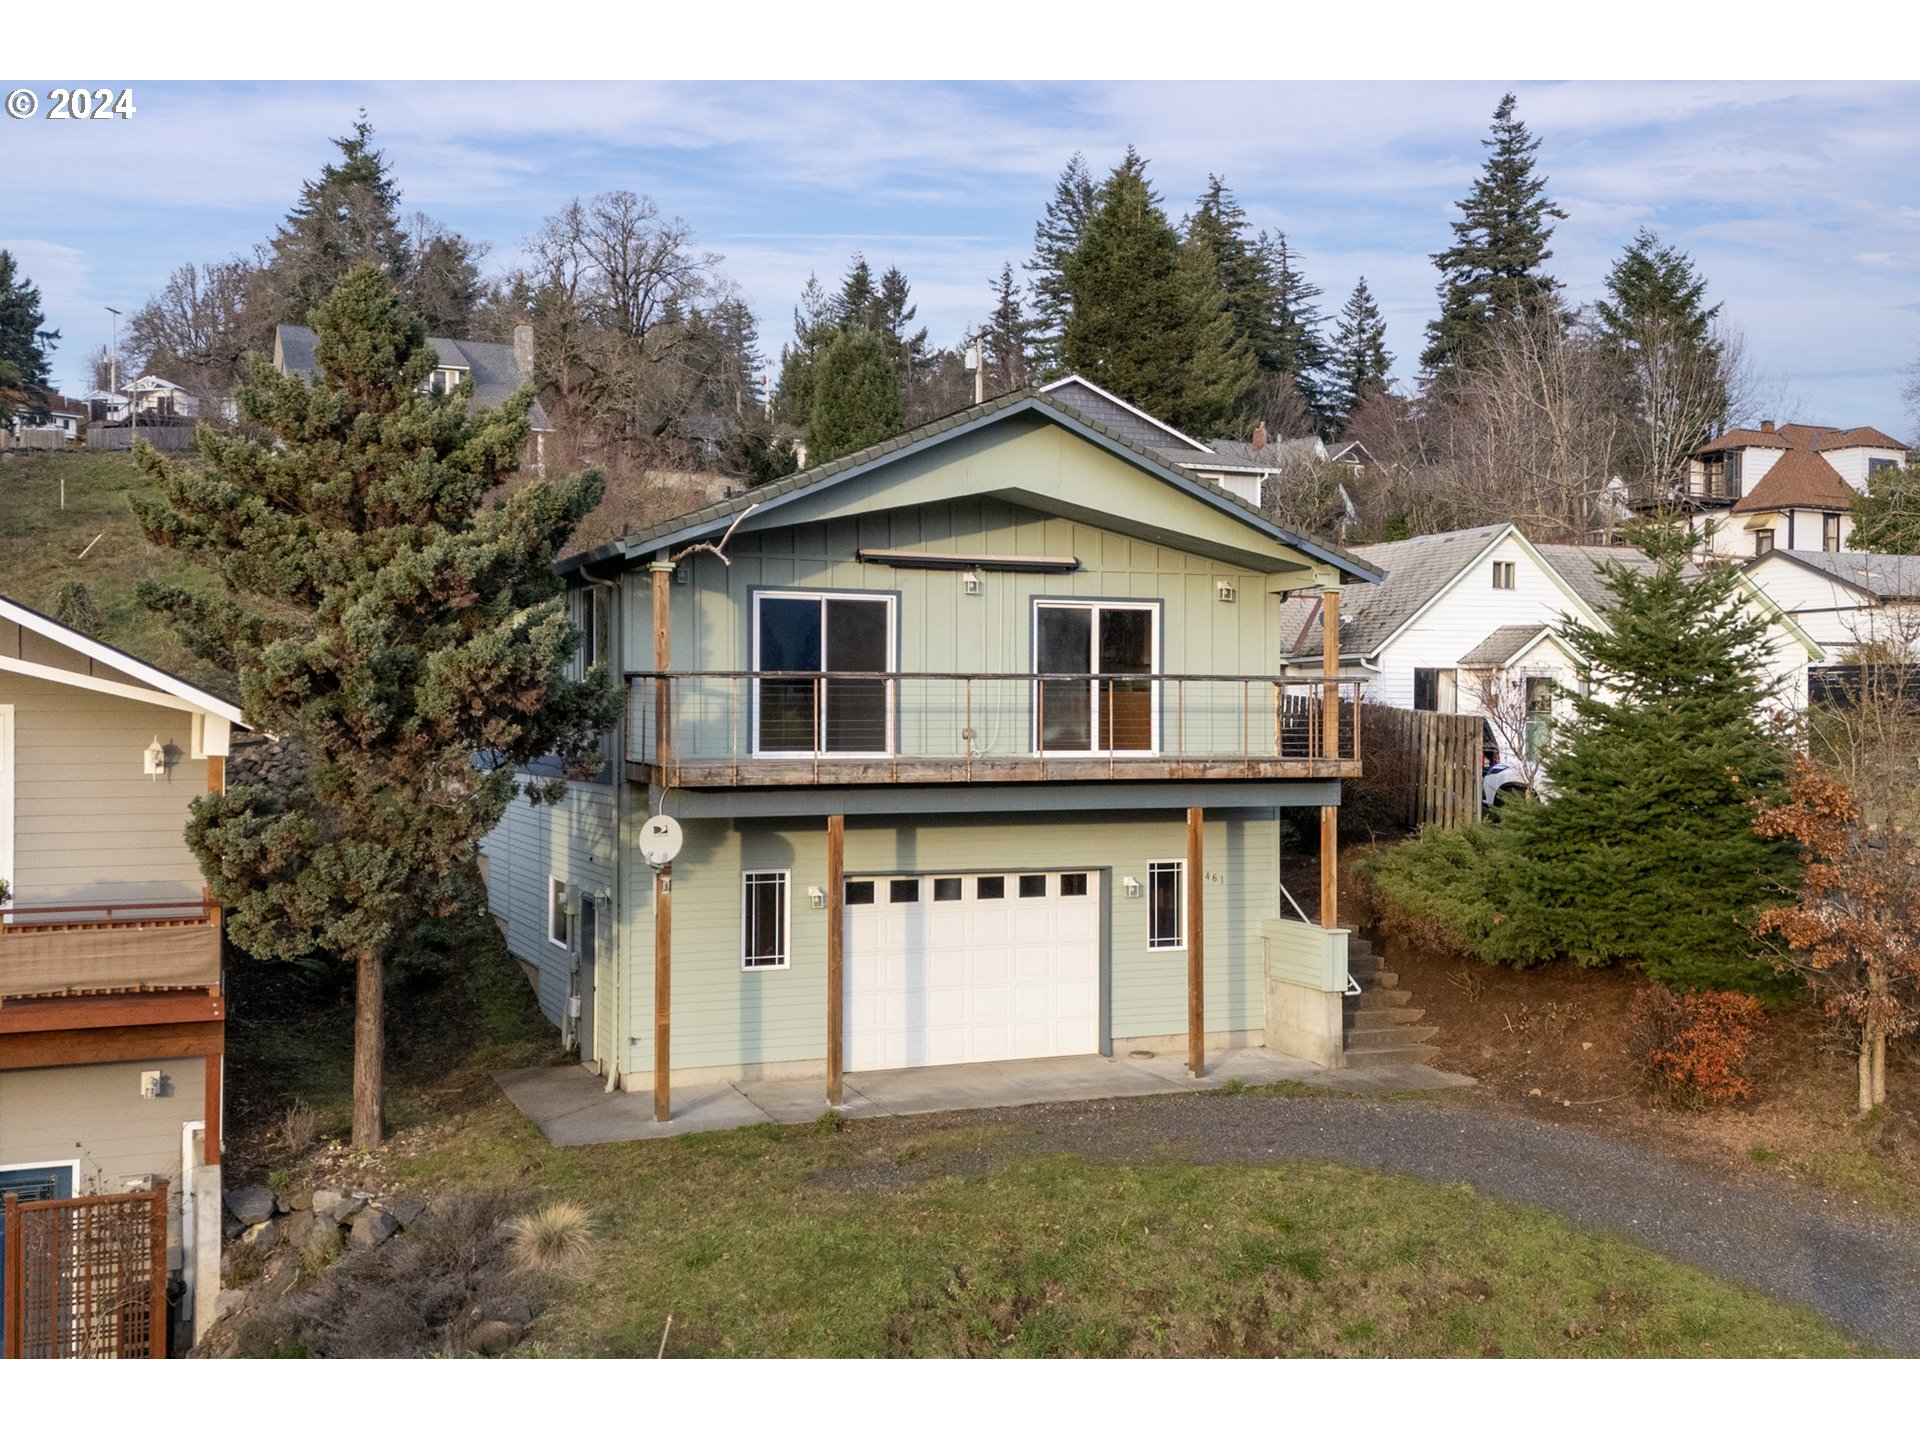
982 262 1037 395
773 272 836 428
1421 93 1568 384
1060 149 1256 436
1185 178 1271 368
258 116 412 327
1255 230 1329 425
1595 229 1728 489
132 267 618 1147
0 250 58 423
1496 521 1798 993
806 326 905 464
1025 153 1099 376
1326 278 1393 432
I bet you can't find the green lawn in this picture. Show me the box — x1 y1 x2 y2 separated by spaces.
397 1087 1860 1358
0 448 226 689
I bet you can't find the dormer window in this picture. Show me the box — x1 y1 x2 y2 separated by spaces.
427 366 468 396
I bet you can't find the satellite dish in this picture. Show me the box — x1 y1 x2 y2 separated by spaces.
639 814 684 869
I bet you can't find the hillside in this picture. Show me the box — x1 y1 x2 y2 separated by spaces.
0 447 229 693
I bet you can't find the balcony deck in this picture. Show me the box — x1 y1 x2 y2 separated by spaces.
626 671 1362 789
0 898 222 1002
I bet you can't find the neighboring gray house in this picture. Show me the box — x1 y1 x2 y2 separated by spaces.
273 322 554 473
482 379 1388 1123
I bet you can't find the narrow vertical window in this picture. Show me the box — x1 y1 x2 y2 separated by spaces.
1147 861 1184 950
548 877 570 949
742 871 790 969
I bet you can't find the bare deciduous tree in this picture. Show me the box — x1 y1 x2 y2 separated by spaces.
126 258 259 416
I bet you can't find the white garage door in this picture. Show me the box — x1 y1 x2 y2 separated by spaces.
845 870 1100 1071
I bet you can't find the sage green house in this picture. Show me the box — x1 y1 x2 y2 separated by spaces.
481 384 1379 1116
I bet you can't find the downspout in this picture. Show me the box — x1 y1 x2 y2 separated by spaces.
590 574 624 1094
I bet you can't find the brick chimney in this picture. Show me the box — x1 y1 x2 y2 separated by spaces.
512 322 534 378
1251 420 1268 452
1759 419 1774 433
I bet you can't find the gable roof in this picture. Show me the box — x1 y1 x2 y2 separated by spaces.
1310 524 1517 656
1701 421 1908 458
0 594 244 724
275 324 551 432
1730 447 1855 513
1458 623 1554 667
1178 436 1324 472
1532 543 1666 615
570 387 1380 583
1747 549 1920 602
1038 376 1212 455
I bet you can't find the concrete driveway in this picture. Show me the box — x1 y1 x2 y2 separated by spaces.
495 1047 1474 1146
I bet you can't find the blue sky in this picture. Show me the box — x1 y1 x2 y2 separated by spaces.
5 79 1918 431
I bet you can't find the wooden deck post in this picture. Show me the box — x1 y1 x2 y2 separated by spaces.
148 1180 170 1357
1186 806 1205 1078
652 557 674 1123
653 866 672 1122
1321 586 1341 930
203 1052 221 1166
826 815 845 1105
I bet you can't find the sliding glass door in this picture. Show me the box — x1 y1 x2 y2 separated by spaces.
754 592 894 755
1034 602 1158 754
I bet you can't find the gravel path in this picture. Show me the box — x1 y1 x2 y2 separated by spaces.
918 1092 1920 1352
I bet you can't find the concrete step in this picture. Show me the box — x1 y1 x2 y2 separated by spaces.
1343 1042 1439 1067
1342 1004 1426 1025
1344 1023 1440 1047
1351 969 1400 990
1349 987 1413 1008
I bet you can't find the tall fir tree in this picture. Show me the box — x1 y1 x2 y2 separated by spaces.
0 249 58 423
131 267 619 1147
1025 153 1099 377
1254 230 1329 429
982 262 1037 395
806 326 906 464
259 116 412 328
836 254 878 330
1595 228 1728 488
872 264 930 390
1060 149 1256 436
1495 520 1798 994
1185 178 1273 369
1326 278 1393 432
1420 92 1568 384
773 272 836 427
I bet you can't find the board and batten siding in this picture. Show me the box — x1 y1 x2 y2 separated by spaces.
0 671 210 906
615 808 1279 1079
480 780 616 1029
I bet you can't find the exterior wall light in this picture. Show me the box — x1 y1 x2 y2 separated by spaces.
807 886 826 909
144 735 169 780
964 570 984 596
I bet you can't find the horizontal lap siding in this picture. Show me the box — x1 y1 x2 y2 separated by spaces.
0 672 209 905
619 809 1276 1075
480 781 615 1030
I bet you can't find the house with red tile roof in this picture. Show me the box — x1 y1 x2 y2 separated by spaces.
1636 419 1909 561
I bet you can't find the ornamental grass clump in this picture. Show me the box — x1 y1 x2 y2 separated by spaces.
509 1200 596 1274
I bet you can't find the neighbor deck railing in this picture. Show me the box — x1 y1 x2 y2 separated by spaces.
0 896 221 1000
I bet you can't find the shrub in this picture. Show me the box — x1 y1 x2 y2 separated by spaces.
1354 825 1531 965
1627 986 1766 1108
508 1200 595 1273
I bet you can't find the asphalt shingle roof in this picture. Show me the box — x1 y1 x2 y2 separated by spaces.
1533 542 1668 616
1458 623 1551 667
275 324 549 430
1729 448 1856 514
1756 549 1920 601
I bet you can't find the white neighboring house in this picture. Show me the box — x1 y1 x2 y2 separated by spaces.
124 375 200 420
1637 421 1910 562
6 394 85 445
1278 523 1823 786
1742 550 1920 663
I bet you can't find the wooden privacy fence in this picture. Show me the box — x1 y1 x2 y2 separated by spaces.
86 424 198 451
1357 703 1482 830
3 1184 168 1358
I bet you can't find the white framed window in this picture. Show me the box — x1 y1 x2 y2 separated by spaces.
1147 860 1184 950
570 585 611 680
548 876 570 949
1823 514 1842 552
1754 530 1775 558
1491 561 1516 590
741 870 791 970
752 591 895 757
1033 600 1160 755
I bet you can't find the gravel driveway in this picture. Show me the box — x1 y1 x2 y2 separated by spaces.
915 1091 1920 1352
